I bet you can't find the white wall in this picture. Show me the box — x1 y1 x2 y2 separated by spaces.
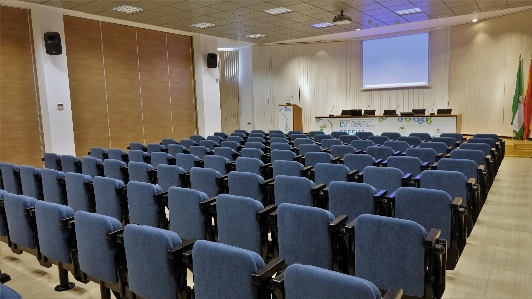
238 47 254 131
31 5 76 155
193 34 221 136
252 29 451 132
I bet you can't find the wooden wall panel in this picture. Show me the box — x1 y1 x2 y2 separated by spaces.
137 28 172 144
63 16 110 156
220 51 240 133
167 34 196 140
101 22 144 149
0 6 43 167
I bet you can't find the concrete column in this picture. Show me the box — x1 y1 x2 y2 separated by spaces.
238 47 254 131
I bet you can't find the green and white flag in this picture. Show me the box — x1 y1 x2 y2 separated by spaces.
512 58 524 139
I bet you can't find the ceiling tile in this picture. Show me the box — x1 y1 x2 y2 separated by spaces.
207 2 243 11
119 10 165 21
128 1 169 10
71 3 108 14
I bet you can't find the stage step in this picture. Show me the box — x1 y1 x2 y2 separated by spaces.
505 141 532 158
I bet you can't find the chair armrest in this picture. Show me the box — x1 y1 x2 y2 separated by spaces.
259 178 275 191
59 216 75 227
154 192 169 207
478 165 485 171
414 174 421 185
329 215 348 233
421 161 429 168
168 239 197 269
199 197 217 213
402 173 412 180
310 183 326 196
347 170 359 181
451 197 462 207
106 228 125 242
301 166 313 177
374 159 383 166
431 162 438 169
24 207 35 217
424 228 441 248
256 204 277 221
436 153 443 160
251 258 285 287
0 273 11 284
467 178 475 188
383 287 404 299
331 157 341 164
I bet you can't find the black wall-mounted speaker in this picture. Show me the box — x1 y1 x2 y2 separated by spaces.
207 53 217 68
44 32 62 55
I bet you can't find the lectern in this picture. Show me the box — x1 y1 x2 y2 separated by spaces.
278 104 303 133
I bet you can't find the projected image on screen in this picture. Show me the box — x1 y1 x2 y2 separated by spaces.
363 33 429 89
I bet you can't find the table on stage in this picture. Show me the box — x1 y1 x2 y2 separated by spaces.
314 114 462 135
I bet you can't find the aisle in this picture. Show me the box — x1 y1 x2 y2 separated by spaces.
443 157 532 298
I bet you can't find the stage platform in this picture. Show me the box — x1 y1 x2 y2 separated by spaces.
502 139 532 158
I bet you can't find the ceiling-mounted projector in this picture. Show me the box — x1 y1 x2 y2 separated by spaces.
333 10 352 25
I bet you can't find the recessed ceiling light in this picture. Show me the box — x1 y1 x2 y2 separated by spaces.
355 28 361 31
472 18 478 22
395 7 422 15
311 22 334 29
264 7 293 15
320 40 325 42
246 34 266 38
191 22 216 29
112 5 144 14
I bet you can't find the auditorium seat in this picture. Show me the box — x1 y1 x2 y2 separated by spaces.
127 181 164 228
355 131 374 140
381 132 402 140
321 138 342 150
290 133 309 141
398 136 422 147
355 214 445 298
465 138 500 168
190 135 206 144
293 138 314 149
362 166 411 215
343 154 380 173
405 148 439 164
128 142 146 152
89 147 108 161
93 176 127 224
190 145 213 159
59 155 82 173
330 145 355 158
368 135 390 145
270 142 292 151
298 144 323 156
235 157 264 177
244 141 267 152
220 140 242 152
339 135 359 144
203 155 231 175
0 283 22 299
386 156 426 177
248 133 265 139
161 138 178 147
231 132 247 139
314 163 356 187
168 187 210 240
0 190 9 244
327 182 378 221
234 129 249 135
287 131 303 138
19 166 42 200
207 135 224 145
314 134 333 143
450 149 492 190
213 146 238 161
225 136 244 144
308 131 324 138
409 132 432 142
271 149 296 163
175 153 200 172
473 133 504 157
251 129 266 135
147 143 165 155
167 144 188 157
213 132 228 139
128 161 156 184
394 187 465 269
43 152 62 170
151 152 175 169
81 156 103 177
419 142 450 156
65 172 94 212
331 131 349 139
270 133 287 139
366 146 395 161
351 140 375 152
190 167 222 198
438 158 484 207
157 164 185 191
240 148 265 161
270 130 284 135
272 160 304 178
41 168 67 205
179 139 197 149
270 137 289 144
460 143 498 171
274 175 322 207
107 148 128 163
431 137 457 150
304 152 335 168
128 150 150 163
383 140 410 154
228 171 269 203
103 159 128 183
199 140 218 151
440 133 464 148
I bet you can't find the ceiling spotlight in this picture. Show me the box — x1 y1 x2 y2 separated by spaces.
320 40 325 42
395 7 422 15
246 34 266 38
311 22 334 29
356 28 361 31
191 22 216 29
112 5 144 14
472 18 478 22
333 10 352 25
264 7 292 15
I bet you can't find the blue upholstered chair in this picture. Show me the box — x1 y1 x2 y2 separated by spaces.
368 135 390 145
440 133 464 144
409 132 432 142
272 160 304 178
162 138 178 147
234 129 248 135
0 190 8 244
225 136 244 145
355 131 374 140
244 142 266 152
75 210 125 298
398 136 422 147
192 240 266 299
179 139 197 149
247 137 265 144
167 144 187 157
128 142 146 152
419 142 449 155
89 147 108 160
386 156 425 177
43 152 62 170
175 153 199 172
128 162 156 184
203 155 230 175
81 156 103 177
240 148 264 160
330 145 355 159
287 131 304 139
331 131 349 139
147 143 165 155
383 141 410 153
339 135 359 144
363 166 406 195
343 154 379 172
0 163 21 194
228 171 268 203
157 165 185 192
168 187 210 240
128 150 150 163
431 137 457 149
438 157 484 207
207 135 224 144
405 148 439 164
308 131 324 138
151 152 174 169
190 167 222 198
93 176 127 224
274 175 321 207
314 134 333 143
41 168 67 205
235 157 264 176
450 149 491 192
103 159 128 183
123 224 185 299
107 148 128 162
3 194 43 259
190 135 206 144
270 137 289 144
214 132 228 139
321 139 342 150
251 129 266 135
199 140 217 151
270 142 292 152
351 140 375 152
0 283 22 299
20 166 42 200
328 182 377 221
270 130 284 135
293 138 314 149
270 150 296 163
214 146 237 161
381 132 402 140
65 172 94 212
366 146 395 161
189 146 212 160
290 134 309 141
394 187 465 269
127 181 164 228
355 214 446 298
304 152 334 168
35 200 78 291
314 163 355 187
60 155 82 173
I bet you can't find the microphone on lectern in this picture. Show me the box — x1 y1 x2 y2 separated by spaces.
286 96 294 105
395 104 400 111
329 105 335 116
366 104 370 110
